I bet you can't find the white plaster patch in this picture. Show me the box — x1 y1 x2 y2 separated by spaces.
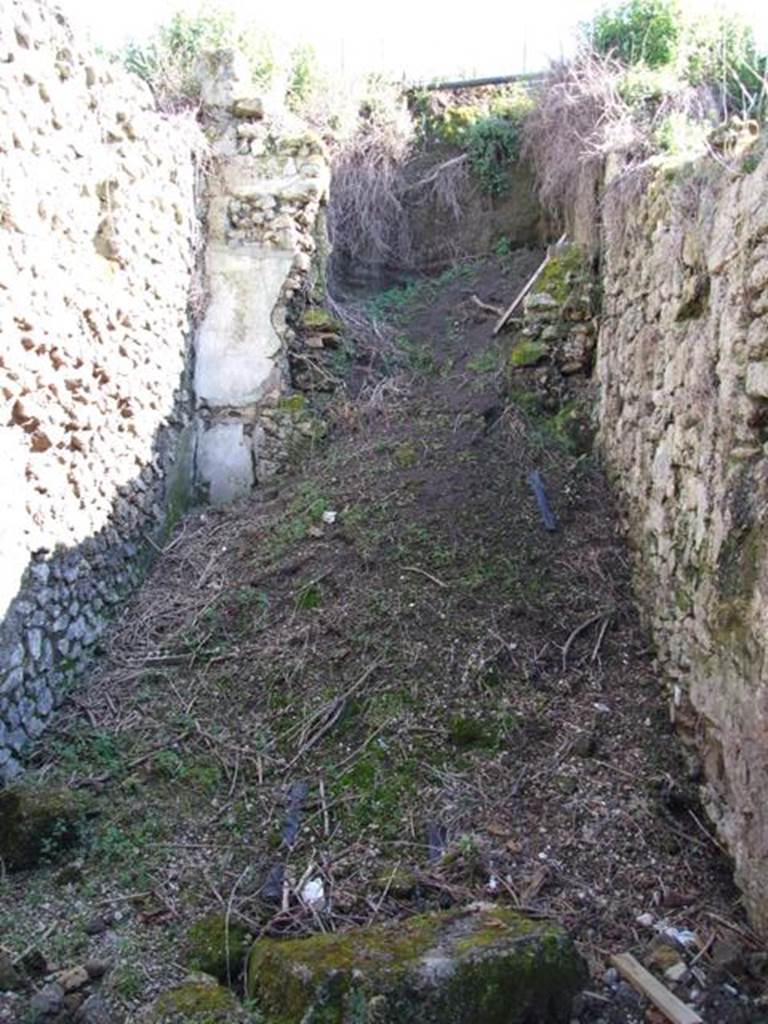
196 422 254 505
194 243 292 408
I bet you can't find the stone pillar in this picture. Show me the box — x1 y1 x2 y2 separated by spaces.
193 51 330 505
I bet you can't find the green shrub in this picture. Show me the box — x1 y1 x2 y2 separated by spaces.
590 0 681 68
287 43 323 114
118 5 276 108
466 115 523 195
410 86 533 193
682 10 766 117
586 0 766 118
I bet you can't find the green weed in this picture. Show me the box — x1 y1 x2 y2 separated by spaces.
468 346 500 373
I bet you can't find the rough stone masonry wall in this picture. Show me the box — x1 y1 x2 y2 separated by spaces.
595 150 768 930
0 0 201 779
193 51 330 504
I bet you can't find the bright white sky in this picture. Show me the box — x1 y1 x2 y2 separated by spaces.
58 0 768 81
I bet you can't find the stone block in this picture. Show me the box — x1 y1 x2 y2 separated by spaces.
746 361 768 399
0 668 24 696
26 628 42 661
0 756 21 782
247 905 587 1023
232 97 264 120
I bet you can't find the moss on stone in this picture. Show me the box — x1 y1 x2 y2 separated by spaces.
301 308 341 333
549 400 594 456
0 784 83 871
508 339 547 369
278 393 307 415
246 905 586 1023
713 466 768 650
534 245 587 305
185 913 250 983
150 978 242 1023
713 522 766 651
162 422 195 543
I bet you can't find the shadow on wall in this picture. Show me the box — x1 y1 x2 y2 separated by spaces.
0 409 195 781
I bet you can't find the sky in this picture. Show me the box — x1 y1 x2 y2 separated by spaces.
58 0 768 82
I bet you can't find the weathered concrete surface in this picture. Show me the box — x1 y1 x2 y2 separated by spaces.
247 904 586 1023
595 145 768 931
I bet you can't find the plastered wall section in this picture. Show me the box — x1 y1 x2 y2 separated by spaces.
0 0 201 778
192 53 330 504
596 149 768 930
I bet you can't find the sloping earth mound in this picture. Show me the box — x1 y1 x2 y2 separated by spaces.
0 253 763 1023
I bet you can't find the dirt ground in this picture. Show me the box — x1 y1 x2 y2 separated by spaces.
2 252 766 1023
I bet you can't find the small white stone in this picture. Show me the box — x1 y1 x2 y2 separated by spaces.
664 962 688 983
301 878 325 911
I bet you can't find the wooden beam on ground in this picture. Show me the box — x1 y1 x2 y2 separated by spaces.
610 953 703 1024
492 233 567 336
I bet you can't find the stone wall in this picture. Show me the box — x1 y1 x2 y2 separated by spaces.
594 148 768 930
193 52 330 504
0 0 202 778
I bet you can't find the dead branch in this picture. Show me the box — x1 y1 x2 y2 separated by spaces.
402 154 468 192
400 565 448 589
470 294 503 317
561 611 608 671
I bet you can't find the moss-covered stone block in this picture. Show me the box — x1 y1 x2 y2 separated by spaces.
301 308 342 333
246 904 587 1023
146 975 244 1023
185 913 250 983
0 784 82 871
508 339 547 369
534 245 587 305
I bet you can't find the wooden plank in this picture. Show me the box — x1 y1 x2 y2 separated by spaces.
492 233 567 336
611 952 703 1024
416 72 547 92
